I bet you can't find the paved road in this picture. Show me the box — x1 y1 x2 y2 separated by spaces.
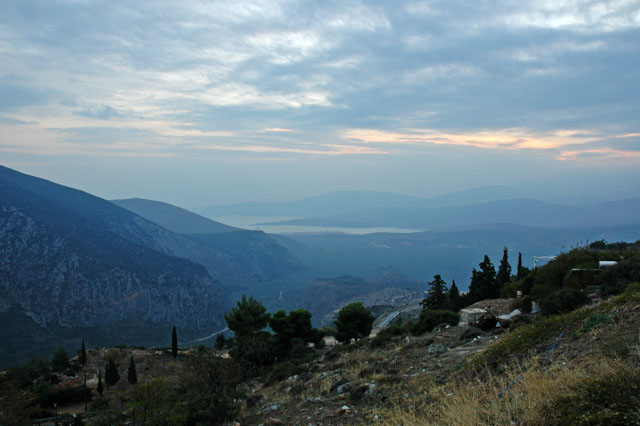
375 305 421 328
186 327 229 344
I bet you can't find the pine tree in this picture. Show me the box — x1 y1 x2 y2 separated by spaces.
517 252 523 280
97 371 103 396
224 295 270 339
105 359 119 388
172 326 178 359
421 274 448 310
127 356 137 385
334 302 375 343
497 246 511 288
448 280 461 311
469 255 498 301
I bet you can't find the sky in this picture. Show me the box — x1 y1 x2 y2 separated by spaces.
1 0 639 207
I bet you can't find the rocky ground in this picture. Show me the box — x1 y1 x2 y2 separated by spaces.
238 322 505 425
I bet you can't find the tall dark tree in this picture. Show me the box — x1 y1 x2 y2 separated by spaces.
172 326 178 359
448 280 461 311
469 255 498 301
127 356 137 385
517 252 523 279
79 340 87 367
97 371 103 396
497 246 512 288
105 359 119 388
421 274 448 310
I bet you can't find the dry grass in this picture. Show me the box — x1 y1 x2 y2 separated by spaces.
365 354 640 425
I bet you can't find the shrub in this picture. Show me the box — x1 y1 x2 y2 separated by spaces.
510 296 532 314
411 310 459 336
370 324 407 348
600 255 640 297
541 288 589 316
574 313 614 337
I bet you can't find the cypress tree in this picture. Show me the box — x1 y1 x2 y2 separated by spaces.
105 359 119 388
497 246 511 288
448 280 461 311
171 326 178 358
517 252 523 280
97 371 103 396
79 340 87 367
127 356 137 385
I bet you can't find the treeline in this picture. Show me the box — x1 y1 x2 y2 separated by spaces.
419 241 640 323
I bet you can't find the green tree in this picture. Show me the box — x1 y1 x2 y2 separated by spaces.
172 326 178 359
224 295 270 339
105 359 119 389
51 346 70 373
497 246 511 288
517 252 524 280
269 309 321 358
334 302 375 343
97 371 103 396
127 356 137 385
421 274 448 310
469 255 498 301
79 340 87 367
448 280 461 311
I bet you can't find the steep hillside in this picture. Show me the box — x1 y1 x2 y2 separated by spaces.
112 198 301 284
0 165 231 367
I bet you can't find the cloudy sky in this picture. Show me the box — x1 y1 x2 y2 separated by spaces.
1 0 639 206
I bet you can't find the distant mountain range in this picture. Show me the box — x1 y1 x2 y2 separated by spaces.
197 186 537 218
258 197 640 230
0 165 298 367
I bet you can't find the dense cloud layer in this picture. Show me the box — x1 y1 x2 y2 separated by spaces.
1 0 639 204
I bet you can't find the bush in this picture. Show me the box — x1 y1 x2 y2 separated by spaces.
510 296 532 314
411 310 459 336
370 324 407 348
574 313 614 337
600 255 640 297
541 288 589 316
